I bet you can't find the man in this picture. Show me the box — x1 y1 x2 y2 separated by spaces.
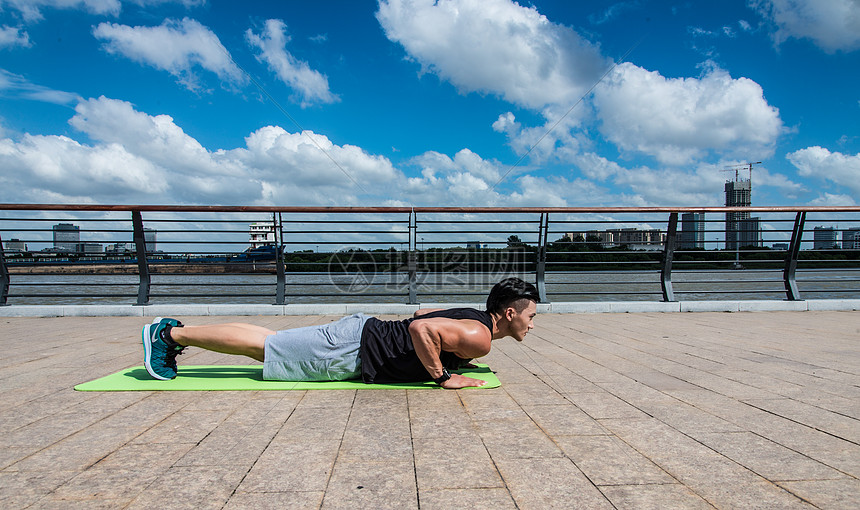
142 277 539 389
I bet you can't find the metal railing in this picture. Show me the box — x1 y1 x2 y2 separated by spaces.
1 204 859 305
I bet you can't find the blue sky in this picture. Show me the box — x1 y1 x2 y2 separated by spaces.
0 0 858 209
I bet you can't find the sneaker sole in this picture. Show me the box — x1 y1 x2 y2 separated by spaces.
142 322 172 381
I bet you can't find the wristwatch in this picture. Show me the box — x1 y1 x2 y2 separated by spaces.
433 368 451 385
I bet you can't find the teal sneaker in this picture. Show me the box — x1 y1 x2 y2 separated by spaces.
142 317 185 380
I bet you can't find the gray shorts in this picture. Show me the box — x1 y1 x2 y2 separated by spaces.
262 313 369 381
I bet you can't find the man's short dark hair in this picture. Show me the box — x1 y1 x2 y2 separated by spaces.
486 277 540 314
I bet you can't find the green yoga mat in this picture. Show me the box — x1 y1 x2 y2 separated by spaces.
75 364 500 391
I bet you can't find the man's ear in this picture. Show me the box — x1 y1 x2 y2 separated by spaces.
504 306 516 321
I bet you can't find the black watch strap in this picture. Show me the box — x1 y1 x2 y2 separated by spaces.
433 368 451 385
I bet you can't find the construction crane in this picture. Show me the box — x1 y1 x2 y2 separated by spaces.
721 162 761 182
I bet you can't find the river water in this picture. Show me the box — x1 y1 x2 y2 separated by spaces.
4 269 859 305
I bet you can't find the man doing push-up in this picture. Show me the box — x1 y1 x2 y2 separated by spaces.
142 277 539 389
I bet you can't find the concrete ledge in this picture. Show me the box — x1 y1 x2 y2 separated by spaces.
681 301 742 312
206 304 286 316
63 305 144 317
806 299 860 311
0 305 67 317
737 300 808 312
284 304 348 315
548 302 612 313
346 303 419 315
143 304 221 317
608 301 682 313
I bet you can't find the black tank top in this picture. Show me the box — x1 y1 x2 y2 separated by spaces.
359 308 494 383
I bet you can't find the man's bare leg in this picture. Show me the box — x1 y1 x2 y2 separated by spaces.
170 323 272 362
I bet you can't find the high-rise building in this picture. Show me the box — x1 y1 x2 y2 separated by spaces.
725 180 761 249
53 223 80 252
813 226 838 250
680 213 705 249
143 228 157 253
843 228 860 250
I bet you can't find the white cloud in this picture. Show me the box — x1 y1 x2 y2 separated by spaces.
0 134 169 202
243 125 398 189
376 0 609 110
93 18 245 91
787 146 860 197
377 1 783 171
592 62 783 165
0 0 204 22
0 95 409 205
751 0 860 52
70 96 214 174
0 26 30 48
0 69 81 104
808 192 856 206
411 148 501 183
0 0 121 22
245 19 338 107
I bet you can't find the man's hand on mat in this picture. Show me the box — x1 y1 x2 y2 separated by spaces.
440 373 486 389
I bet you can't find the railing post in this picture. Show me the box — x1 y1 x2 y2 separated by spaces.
131 210 151 305
0 232 9 306
407 210 418 304
661 212 678 302
536 213 549 302
275 212 286 305
784 211 806 301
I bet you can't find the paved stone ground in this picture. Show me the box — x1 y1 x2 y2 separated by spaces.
0 311 858 509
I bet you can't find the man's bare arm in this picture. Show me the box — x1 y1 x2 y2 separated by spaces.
408 318 491 389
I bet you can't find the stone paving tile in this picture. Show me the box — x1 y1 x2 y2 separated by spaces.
238 440 342 493
413 436 503 490
321 460 418 510
224 491 325 510
419 487 517 509
778 478 860 510
40 443 194 504
598 483 714 510
696 431 848 482
555 434 675 486
0 469 79 509
472 415 565 460
742 397 860 444
521 403 610 436
495 457 614 509
601 417 817 508
125 464 247 510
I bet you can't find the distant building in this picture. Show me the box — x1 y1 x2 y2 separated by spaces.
250 222 276 249
466 241 488 249
813 226 838 250
738 217 763 248
4 238 27 252
53 223 80 252
566 228 664 250
843 228 860 250
144 228 157 253
680 213 705 249
725 180 761 249
106 243 132 254
77 242 104 254
772 243 789 251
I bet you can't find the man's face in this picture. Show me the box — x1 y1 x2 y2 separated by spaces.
507 300 537 342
